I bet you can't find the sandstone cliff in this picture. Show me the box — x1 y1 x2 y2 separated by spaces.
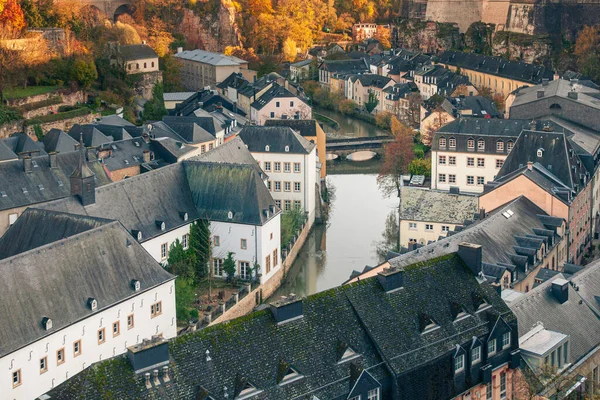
178 1 241 52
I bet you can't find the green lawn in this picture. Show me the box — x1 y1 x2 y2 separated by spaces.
5 86 60 100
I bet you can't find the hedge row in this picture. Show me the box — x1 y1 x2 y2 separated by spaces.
16 96 63 112
24 107 91 126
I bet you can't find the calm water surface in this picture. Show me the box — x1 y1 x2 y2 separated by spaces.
271 174 398 298
315 107 389 138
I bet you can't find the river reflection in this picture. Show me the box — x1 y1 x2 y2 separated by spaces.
271 174 398 298
314 107 389 138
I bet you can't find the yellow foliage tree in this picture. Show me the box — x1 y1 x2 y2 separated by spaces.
282 37 297 62
114 21 142 45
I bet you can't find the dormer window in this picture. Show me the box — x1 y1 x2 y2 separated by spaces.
88 298 97 311
337 344 361 364
236 381 262 399
454 353 465 373
278 362 304 386
439 137 447 148
502 332 511 349
507 140 514 153
131 279 141 291
467 138 475 150
471 346 481 364
497 140 504 152
478 139 485 151
284 145 290 152
180 212 189 221
228 211 234 219
419 313 440 334
488 339 496 356
537 148 544 157
449 137 456 148
265 145 270 152
132 230 143 241
156 220 166 231
42 317 52 331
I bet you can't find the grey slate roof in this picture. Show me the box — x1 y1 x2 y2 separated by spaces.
509 273 600 364
437 50 554 84
0 220 174 358
49 252 515 400
441 96 501 118
264 119 319 138
510 78 600 111
68 124 112 147
350 74 393 88
184 162 279 225
319 58 370 74
0 208 112 259
0 140 18 162
238 126 315 154
189 136 265 178
250 83 307 111
570 259 600 317
399 187 478 223
42 128 79 153
117 44 158 61
3 133 47 156
96 114 135 127
174 49 247 66
0 152 111 212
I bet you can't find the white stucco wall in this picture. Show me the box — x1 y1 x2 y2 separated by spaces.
143 224 193 264
400 220 462 247
431 150 508 193
252 97 312 125
2 280 176 400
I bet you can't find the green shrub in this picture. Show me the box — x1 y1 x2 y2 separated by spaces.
24 107 91 126
17 96 62 112
0 104 22 124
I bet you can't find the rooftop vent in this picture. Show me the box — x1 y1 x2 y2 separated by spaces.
265 145 270 152
42 317 52 331
537 90 545 98
568 91 578 100
155 220 166 231
537 148 544 157
270 294 303 325
88 297 98 310
127 336 170 374
377 266 403 293
131 279 141 292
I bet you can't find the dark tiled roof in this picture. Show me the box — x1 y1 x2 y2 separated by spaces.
320 58 370 74
441 96 501 118
264 119 318 138
93 124 134 142
0 140 18 161
216 72 248 90
3 133 47 156
189 136 264 178
351 74 393 88
437 50 554 84
161 117 217 144
118 44 158 61
49 252 515 400
68 124 112 147
238 126 315 154
0 152 111 212
250 84 306 111
0 208 112 259
509 273 600 363
570 259 600 317
184 162 279 225
96 114 135 126
42 128 79 153
0 220 174 358
172 90 247 118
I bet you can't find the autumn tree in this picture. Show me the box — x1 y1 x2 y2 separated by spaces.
374 26 391 49
408 157 430 176
0 0 26 36
574 25 600 83
402 92 422 128
375 210 400 262
421 108 451 146
365 90 379 113
282 37 297 62
378 118 415 198
71 57 98 88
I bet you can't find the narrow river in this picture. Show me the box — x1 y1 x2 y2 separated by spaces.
270 110 397 299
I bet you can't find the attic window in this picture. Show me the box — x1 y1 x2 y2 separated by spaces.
180 212 189 221
156 220 166 231
32 160 38 168
131 279 141 291
88 298 98 311
476 301 491 313
419 313 440 334
236 382 262 400
285 145 290 152
0 191 6 197
57 180 63 187
278 366 304 386
38 184 44 191
265 145 270 152
338 345 361 364
133 230 143 241
537 148 544 157
42 317 52 331
22 187 28 194
228 211 234 219
502 209 514 219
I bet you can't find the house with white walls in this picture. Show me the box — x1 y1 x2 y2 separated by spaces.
238 126 318 227
250 83 312 125
0 209 176 400
37 138 281 284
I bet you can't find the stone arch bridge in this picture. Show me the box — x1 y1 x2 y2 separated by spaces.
81 0 133 21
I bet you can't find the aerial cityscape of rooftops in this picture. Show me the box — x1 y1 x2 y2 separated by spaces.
3 1 600 398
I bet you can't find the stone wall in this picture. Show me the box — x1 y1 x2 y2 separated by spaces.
0 120 23 139
135 71 163 100
6 90 85 108
210 218 313 325
425 0 483 32
23 112 101 136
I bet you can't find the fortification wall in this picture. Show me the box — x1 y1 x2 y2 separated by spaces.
481 0 511 28
425 0 483 32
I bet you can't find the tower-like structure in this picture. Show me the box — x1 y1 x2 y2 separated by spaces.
70 133 96 206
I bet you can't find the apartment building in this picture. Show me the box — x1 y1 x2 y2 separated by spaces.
175 49 251 90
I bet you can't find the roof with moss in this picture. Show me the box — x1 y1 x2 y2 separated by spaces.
49 253 517 399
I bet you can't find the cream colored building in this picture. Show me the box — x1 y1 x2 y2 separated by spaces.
399 186 478 248
346 74 395 113
110 44 159 75
250 84 311 125
175 49 249 90
430 119 534 193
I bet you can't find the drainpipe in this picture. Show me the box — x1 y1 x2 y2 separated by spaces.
254 225 258 282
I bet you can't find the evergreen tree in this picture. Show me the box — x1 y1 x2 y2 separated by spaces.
223 252 237 284
189 219 211 281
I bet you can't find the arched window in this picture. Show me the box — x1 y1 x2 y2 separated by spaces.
144 62 147 68
496 140 504 152
507 140 514 153
550 103 562 112
467 138 475 150
438 136 447 148
477 139 485 151
449 137 456 148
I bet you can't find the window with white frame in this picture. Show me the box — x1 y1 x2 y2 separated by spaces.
239 261 250 280
284 162 291 173
500 371 507 398
467 176 475 185
182 234 189 250
467 157 475 167
507 141 514 153
294 200 301 209
285 200 291 211
409 222 417 230
425 224 433 231
477 158 485 167
40 356 48 374
439 155 447 165
496 159 504 168
439 173 446 183
151 301 162 318
488 339 496 355
449 174 456 183
12 369 21 388
486 383 492 399
454 354 465 373
160 243 168 260
449 137 456 148
471 346 481 364
275 199 281 208
267 180 272 190
442 225 449 232
477 176 485 185
213 258 224 276
9 213 17 225
449 156 456 165
264 162 271 171
294 182 301 192
284 182 291 192
497 141 504 151
478 140 485 150
241 238 247 250
213 236 220 246
368 388 380 400
294 162 301 173
274 162 281 172
502 332 511 349
467 139 475 149
275 181 281 192
439 137 447 147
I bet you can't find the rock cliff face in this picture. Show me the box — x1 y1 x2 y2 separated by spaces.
492 32 552 64
178 2 241 52
392 20 460 53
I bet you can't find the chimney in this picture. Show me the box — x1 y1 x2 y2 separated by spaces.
377 266 404 293
568 91 578 100
48 152 57 169
127 336 170 374
542 78 549 86
457 242 482 275
143 150 151 163
270 294 303 325
176 47 183 54
23 156 32 173
527 161 533 171
551 278 569 304
530 120 537 131
537 90 544 98
479 208 486 220
553 73 560 80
